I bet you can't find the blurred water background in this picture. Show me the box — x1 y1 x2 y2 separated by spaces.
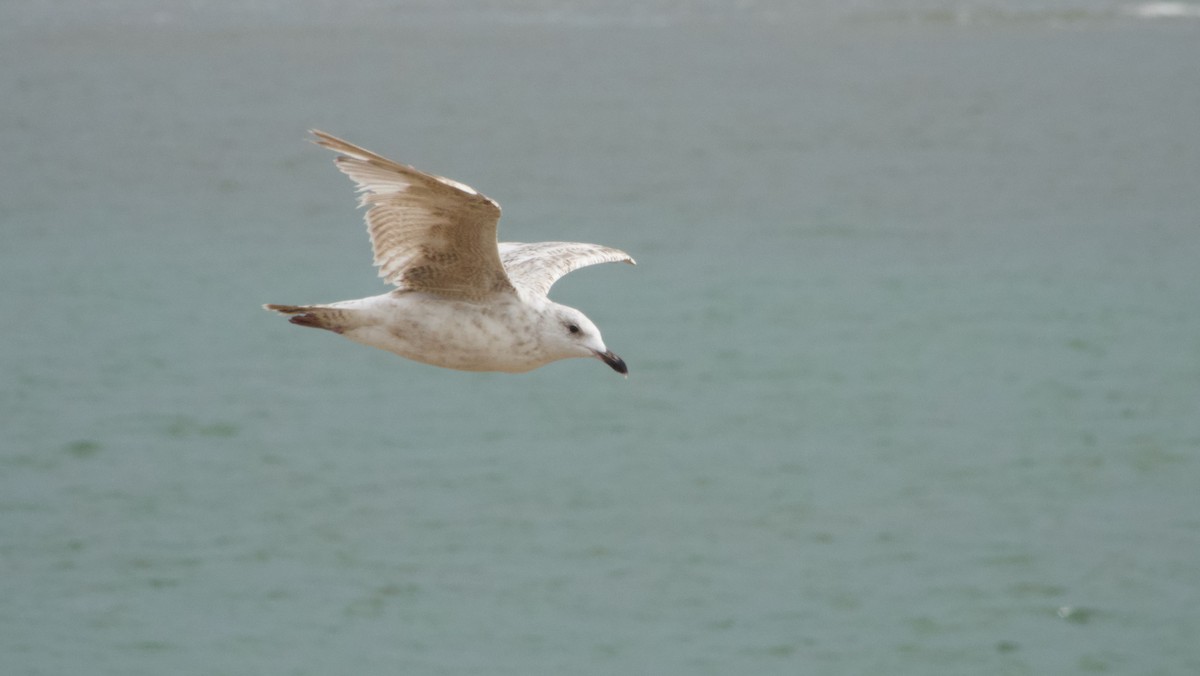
2 1 1199 674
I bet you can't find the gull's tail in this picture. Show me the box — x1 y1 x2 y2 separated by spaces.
263 304 353 334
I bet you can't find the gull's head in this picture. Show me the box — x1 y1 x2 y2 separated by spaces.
544 304 627 376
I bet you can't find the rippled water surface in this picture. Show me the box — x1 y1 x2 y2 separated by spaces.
2 2 1199 674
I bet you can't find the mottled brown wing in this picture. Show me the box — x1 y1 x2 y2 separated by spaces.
498 241 635 299
312 130 515 299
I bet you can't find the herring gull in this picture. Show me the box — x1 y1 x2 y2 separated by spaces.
265 131 635 375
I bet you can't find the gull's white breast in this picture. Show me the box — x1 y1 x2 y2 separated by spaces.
338 293 551 372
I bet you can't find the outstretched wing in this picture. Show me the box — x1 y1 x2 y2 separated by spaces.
498 241 635 298
312 130 515 300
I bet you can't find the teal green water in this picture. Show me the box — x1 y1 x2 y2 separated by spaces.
2 3 1199 674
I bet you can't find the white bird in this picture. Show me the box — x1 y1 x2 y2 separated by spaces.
265 131 635 375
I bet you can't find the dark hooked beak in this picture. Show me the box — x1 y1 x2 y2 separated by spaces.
596 350 628 376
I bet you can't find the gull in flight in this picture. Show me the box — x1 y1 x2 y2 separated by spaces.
265 131 635 375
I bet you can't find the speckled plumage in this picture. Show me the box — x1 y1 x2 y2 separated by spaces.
265 131 634 374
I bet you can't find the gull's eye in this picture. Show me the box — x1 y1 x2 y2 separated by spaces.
567 323 581 335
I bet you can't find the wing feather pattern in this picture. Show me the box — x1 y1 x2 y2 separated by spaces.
311 130 514 299
499 241 635 298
